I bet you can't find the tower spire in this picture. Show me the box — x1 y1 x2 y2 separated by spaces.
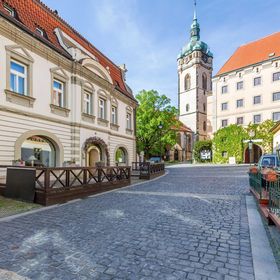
193 0 197 20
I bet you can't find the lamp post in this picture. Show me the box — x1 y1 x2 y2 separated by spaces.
248 130 255 165
158 122 163 161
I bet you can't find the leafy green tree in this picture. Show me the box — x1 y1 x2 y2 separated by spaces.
136 90 180 158
246 119 274 154
212 124 248 163
193 140 212 162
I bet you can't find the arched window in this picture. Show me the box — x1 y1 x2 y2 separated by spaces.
203 103 206 112
203 121 207 131
202 73 207 90
21 136 56 167
115 147 128 165
184 74 191 91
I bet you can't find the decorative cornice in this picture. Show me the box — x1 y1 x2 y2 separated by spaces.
0 105 135 141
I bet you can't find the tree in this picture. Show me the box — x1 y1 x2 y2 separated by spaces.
246 120 274 154
136 90 180 159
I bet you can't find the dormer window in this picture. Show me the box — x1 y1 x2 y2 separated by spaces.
4 4 15 17
35 27 44 37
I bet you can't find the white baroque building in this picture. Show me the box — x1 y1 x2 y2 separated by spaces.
208 32 280 136
0 0 137 167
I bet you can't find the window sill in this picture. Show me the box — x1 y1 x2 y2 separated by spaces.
50 104 70 117
126 128 133 135
82 112 95 123
97 118 109 127
110 123 119 131
5 89 35 108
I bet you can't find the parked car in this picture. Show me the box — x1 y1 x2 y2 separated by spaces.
257 154 280 170
257 154 280 187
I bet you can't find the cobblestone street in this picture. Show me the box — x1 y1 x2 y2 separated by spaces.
0 166 269 279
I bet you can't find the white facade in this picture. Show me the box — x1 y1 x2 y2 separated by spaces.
0 10 137 167
208 45 280 137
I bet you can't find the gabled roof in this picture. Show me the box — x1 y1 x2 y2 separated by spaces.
0 0 135 101
216 32 280 76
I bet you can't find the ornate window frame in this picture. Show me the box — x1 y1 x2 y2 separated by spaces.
81 82 95 123
126 106 133 135
50 67 70 117
5 45 35 107
97 89 109 127
110 97 119 130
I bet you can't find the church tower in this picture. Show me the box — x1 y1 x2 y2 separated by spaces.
177 1 213 141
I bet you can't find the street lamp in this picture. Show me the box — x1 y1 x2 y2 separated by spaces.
248 130 255 165
158 122 163 161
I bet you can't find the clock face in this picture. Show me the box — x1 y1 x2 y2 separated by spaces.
202 54 208 63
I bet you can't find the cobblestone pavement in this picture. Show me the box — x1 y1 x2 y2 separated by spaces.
0 166 255 280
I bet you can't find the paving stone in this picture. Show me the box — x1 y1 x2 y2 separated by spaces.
0 166 256 279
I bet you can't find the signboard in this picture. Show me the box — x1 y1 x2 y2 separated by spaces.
200 150 211 160
229 157 236 164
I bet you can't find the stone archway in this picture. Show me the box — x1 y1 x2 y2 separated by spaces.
83 137 110 166
15 130 64 167
244 144 263 164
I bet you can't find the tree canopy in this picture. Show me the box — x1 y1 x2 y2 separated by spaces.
136 90 180 158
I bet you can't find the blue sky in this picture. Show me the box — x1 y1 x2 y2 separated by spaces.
43 0 280 105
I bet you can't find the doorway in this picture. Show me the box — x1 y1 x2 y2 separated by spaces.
88 146 102 167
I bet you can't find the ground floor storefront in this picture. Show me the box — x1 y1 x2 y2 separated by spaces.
0 110 136 167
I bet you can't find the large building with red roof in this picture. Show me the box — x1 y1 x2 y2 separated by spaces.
207 31 280 162
0 0 137 167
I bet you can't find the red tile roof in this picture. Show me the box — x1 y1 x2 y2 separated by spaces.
0 0 135 100
171 121 192 133
216 32 280 76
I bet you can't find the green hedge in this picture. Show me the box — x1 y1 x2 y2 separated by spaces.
194 140 212 162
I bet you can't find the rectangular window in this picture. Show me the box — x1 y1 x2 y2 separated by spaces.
221 119 228 127
10 60 27 95
221 85 228 94
98 98 106 119
53 80 64 107
273 112 280 122
222 151 228 158
253 95 261 104
273 92 280 102
83 91 92 114
236 99 244 108
254 77 261 86
253 114 261 124
126 113 132 129
221 102 228 111
111 106 117 124
236 117 244 125
273 72 280 81
237 81 243 90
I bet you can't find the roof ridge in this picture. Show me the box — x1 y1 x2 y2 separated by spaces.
239 31 280 48
33 0 122 72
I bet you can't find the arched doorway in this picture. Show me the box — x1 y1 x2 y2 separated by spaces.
83 137 110 166
21 136 56 167
115 147 128 165
174 149 179 161
244 144 263 164
88 145 102 167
